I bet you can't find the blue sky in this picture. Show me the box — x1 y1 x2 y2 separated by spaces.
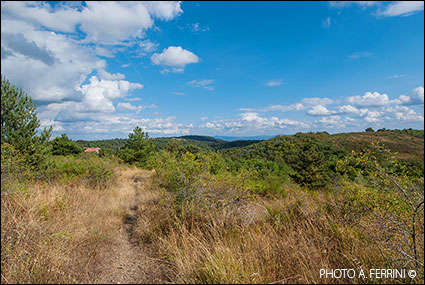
1 1 424 140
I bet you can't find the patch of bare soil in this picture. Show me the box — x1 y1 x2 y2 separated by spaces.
93 169 170 284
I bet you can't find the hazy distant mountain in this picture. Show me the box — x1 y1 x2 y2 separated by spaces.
213 135 275 141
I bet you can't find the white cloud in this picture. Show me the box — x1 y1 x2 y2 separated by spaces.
241 112 261 122
346 91 390 107
392 86 424 106
1 19 106 102
117 102 138 111
383 106 424 122
173 92 185 96
117 102 157 114
364 110 382 123
151 46 199 69
201 113 309 134
258 97 334 113
337 105 360 114
97 69 125 80
261 103 305 112
1 1 183 44
376 1 424 17
322 17 331 28
142 1 183 21
308 105 333 116
190 22 210 32
330 1 423 18
138 40 159 54
316 115 344 128
329 1 379 8
78 75 144 113
187 79 214 90
301 97 335 106
265 79 283 87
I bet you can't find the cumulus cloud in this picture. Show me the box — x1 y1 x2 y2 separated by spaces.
97 69 125 80
384 106 424 122
364 110 382 123
117 102 157 113
2 32 56 65
142 1 183 21
78 75 144 113
187 79 214 90
151 46 199 69
301 97 335 106
316 115 344 128
392 86 424 106
308 105 333 116
260 103 305 112
346 91 390 107
1 19 106 102
1 1 183 43
337 105 360 114
202 112 309 134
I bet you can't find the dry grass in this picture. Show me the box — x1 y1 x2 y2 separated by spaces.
135 183 410 284
2 165 422 284
1 166 140 284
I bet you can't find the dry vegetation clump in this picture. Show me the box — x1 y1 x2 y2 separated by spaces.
132 181 385 284
1 165 139 284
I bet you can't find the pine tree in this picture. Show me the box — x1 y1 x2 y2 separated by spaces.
51 134 83 155
118 126 156 166
1 76 52 165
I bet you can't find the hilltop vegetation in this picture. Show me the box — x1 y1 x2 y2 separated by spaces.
1 77 424 284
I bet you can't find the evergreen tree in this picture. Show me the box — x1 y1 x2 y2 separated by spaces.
118 127 156 166
289 139 330 189
51 134 83 155
1 76 52 165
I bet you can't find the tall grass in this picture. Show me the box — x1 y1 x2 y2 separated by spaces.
137 149 424 284
1 155 133 284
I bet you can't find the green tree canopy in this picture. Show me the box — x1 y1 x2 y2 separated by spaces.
1 76 51 165
51 134 83 156
118 127 156 167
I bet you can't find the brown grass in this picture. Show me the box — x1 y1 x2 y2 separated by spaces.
1 166 140 284
134 183 398 284
2 165 422 284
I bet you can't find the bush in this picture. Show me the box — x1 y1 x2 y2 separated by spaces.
40 154 116 189
51 134 83 156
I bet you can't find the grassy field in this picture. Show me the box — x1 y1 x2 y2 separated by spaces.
1 130 424 284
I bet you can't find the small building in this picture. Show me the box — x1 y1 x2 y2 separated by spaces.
84 147 101 155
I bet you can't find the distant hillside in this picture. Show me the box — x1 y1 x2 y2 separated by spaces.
221 129 424 177
74 130 424 164
179 135 225 143
214 135 275 141
223 130 423 160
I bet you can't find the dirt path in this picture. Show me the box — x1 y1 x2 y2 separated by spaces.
94 169 170 284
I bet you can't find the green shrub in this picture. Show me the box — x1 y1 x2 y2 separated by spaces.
51 134 83 155
40 154 116 189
